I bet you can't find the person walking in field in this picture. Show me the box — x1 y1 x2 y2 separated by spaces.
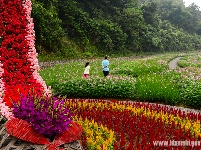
102 55 109 77
83 62 90 78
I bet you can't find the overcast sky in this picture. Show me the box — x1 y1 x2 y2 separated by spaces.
183 0 201 8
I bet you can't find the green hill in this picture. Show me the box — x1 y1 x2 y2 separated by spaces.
31 0 201 61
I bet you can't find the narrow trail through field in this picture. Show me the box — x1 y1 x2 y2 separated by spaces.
168 57 182 69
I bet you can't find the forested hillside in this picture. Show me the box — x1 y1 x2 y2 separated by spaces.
31 0 201 59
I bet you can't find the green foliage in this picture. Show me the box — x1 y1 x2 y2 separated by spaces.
112 59 168 77
31 0 201 56
178 55 201 68
141 1 159 27
32 0 64 52
179 79 201 109
135 73 181 105
152 0 201 34
58 0 128 53
142 20 201 52
51 76 136 99
177 56 189 68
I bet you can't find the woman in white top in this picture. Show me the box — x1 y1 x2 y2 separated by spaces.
83 62 90 78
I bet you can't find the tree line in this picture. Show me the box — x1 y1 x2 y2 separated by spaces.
31 0 201 58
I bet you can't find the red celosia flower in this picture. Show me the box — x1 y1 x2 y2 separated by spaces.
0 0 50 112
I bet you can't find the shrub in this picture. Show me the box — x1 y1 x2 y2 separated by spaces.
51 76 136 99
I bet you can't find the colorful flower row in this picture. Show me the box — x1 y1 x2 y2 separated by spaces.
0 0 50 119
74 116 115 150
65 99 201 149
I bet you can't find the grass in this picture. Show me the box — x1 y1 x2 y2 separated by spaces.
39 51 201 109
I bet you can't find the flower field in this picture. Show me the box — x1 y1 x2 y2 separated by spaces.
40 52 201 108
1 0 201 149
39 52 201 149
65 99 201 149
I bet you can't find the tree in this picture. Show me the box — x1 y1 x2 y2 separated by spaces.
141 2 159 27
32 0 64 52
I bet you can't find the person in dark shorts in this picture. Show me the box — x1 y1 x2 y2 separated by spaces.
102 56 109 77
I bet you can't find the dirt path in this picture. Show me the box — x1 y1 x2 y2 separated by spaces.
168 57 182 69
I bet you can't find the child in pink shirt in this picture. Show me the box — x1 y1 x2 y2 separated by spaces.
83 62 90 78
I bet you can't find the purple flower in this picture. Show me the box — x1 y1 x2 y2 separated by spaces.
13 95 73 138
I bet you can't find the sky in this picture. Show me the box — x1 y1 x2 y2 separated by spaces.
183 0 201 8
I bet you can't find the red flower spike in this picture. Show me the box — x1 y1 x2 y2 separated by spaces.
126 142 134 150
0 0 50 113
113 141 119 150
119 131 126 149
